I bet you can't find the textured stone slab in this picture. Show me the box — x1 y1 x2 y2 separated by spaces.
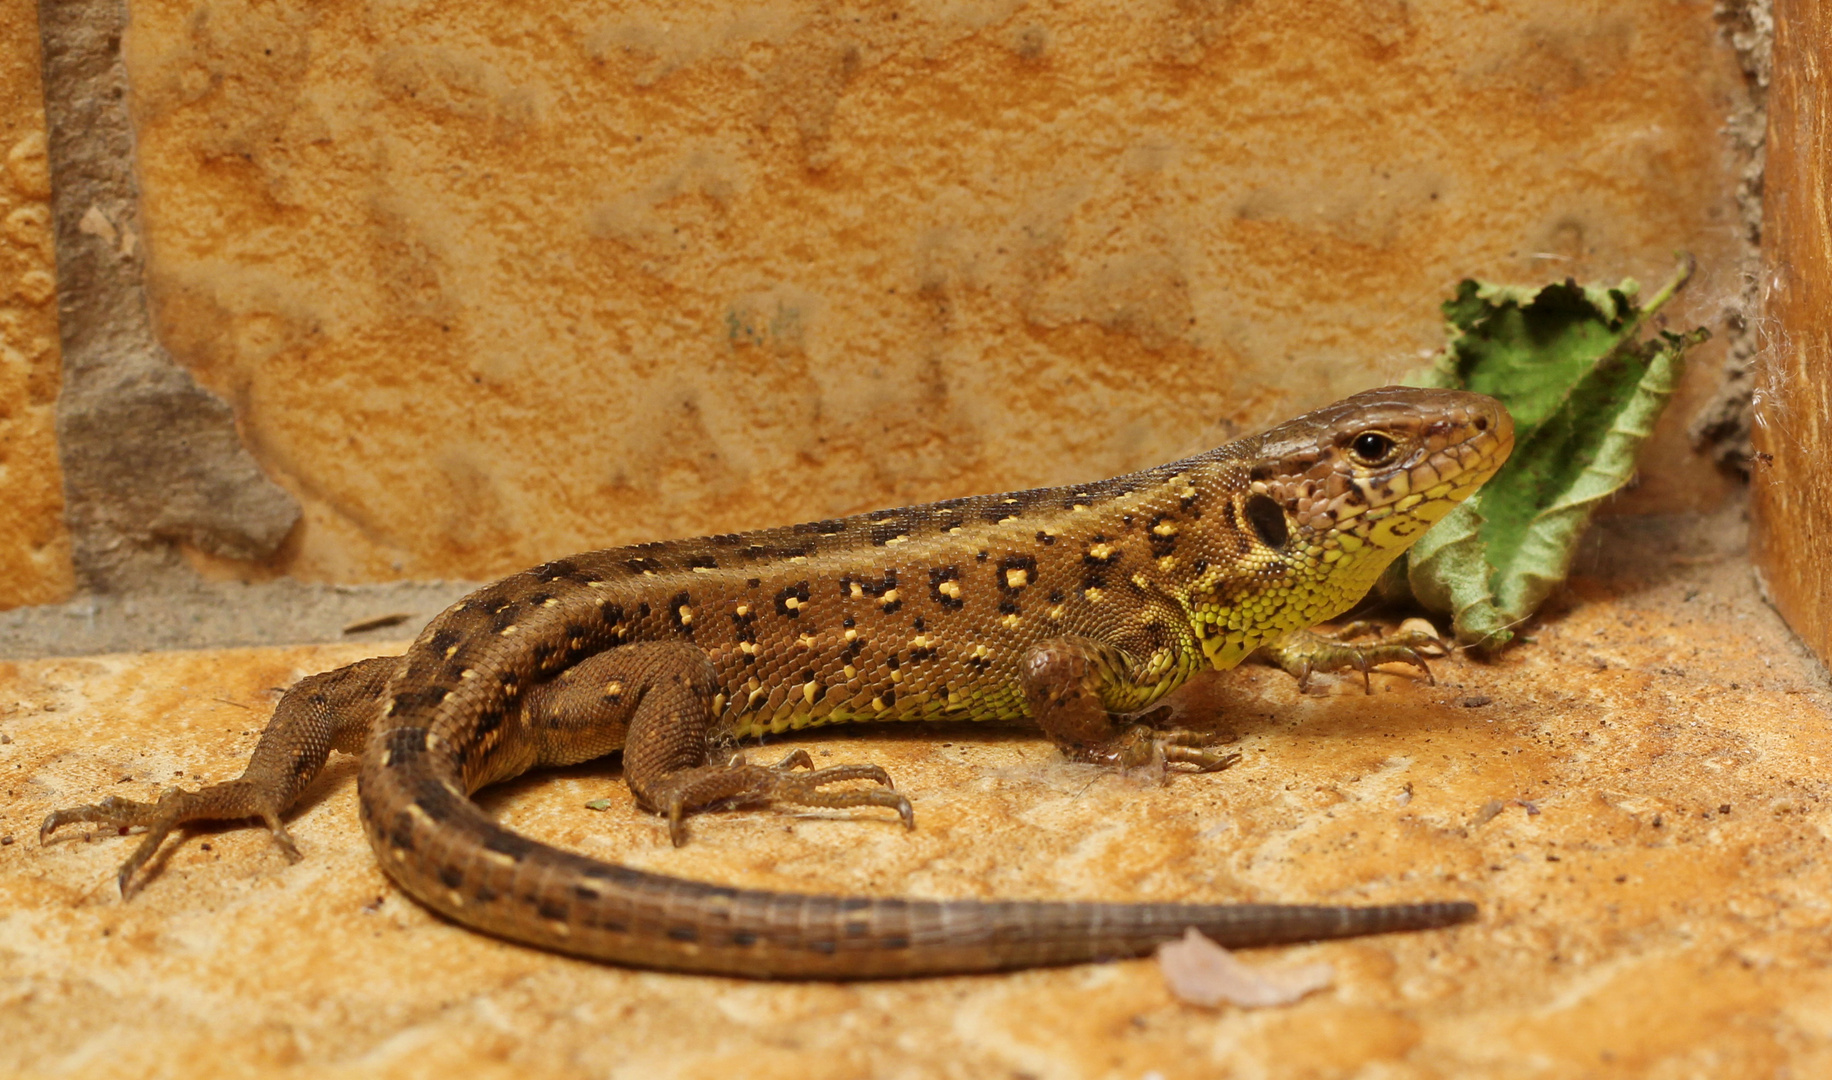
5 512 1831 1078
0 578 475 660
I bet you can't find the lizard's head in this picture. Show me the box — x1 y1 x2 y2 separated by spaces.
1189 386 1513 667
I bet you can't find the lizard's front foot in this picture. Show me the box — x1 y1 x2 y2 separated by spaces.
1061 724 1241 774
40 779 299 899
645 750 915 847
1264 620 1445 694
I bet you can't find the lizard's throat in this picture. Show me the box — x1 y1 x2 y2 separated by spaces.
1193 621 1263 671
1182 543 1398 672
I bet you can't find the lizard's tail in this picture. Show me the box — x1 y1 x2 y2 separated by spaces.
361 725 1473 979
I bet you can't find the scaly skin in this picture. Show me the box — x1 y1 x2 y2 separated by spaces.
43 386 1512 978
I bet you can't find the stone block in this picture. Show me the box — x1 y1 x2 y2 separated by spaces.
0 0 74 610
112 0 1747 583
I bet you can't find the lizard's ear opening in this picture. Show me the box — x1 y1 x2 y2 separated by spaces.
1243 493 1290 550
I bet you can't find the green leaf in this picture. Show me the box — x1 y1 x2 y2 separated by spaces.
1394 258 1707 651
1407 277 1644 434
1483 329 1699 620
1403 498 1514 650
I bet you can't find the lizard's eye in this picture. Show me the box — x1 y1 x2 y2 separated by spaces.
1349 431 1399 466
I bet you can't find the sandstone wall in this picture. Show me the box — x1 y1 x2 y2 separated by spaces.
109 0 1745 586
0 0 73 608
1752 0 1832 670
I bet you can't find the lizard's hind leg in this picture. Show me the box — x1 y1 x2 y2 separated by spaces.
40 655 396 898
1022 635 1240 774
521 642 912 847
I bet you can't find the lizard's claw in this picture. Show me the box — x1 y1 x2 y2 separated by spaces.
1264 622 1444 694
765 749 816 772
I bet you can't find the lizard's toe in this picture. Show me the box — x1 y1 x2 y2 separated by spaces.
1164 746 1242 772
43 780 301 897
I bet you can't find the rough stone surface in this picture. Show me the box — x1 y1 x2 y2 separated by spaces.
37 0 300 594
1750 0 1832 670
6 506 1831 1078
118 0 1749 586
1685 0 1772 475
0 0 73 609
0 578 475 660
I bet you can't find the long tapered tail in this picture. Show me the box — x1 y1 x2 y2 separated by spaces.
362 729 1474 979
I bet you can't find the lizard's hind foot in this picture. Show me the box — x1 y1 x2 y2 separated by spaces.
647 750 915 847
1058 723 1241 774
40 780 299 899
1264 621 1445 694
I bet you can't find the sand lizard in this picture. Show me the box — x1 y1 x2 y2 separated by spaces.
43 386 1512 978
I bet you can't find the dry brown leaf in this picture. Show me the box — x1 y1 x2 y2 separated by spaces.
1156 928 1335 1008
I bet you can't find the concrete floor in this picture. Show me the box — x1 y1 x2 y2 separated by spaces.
3 503 1829 1079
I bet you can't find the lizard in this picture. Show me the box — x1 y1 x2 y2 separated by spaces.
42 385 1512 979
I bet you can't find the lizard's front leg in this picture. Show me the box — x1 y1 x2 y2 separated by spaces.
39 655 397 897
519 642 912 846
1263 621 1443 693
1021 635 1238 773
